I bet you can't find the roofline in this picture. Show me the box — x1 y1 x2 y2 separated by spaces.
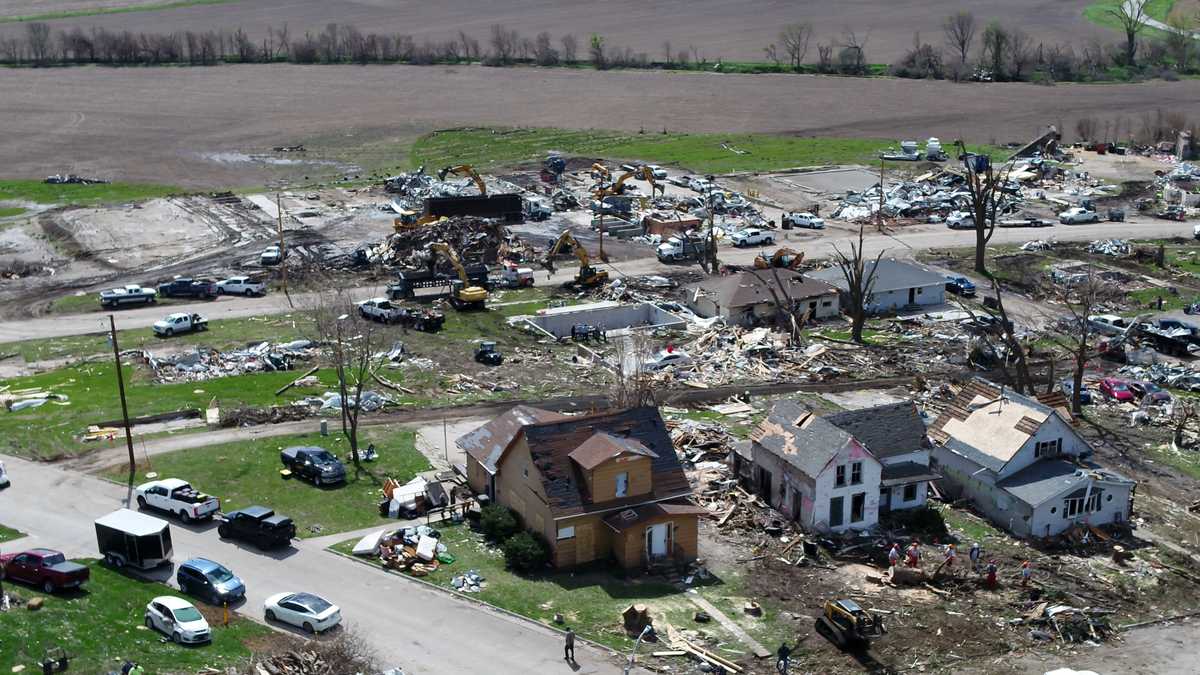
1012 474 1136 507
551 491 695 522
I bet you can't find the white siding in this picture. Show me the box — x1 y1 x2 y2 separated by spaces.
1028 481 1134 538
932 446 1035 536
888 481 928 510
865 283 944 312
811 442 883 533
1000 414 1091 480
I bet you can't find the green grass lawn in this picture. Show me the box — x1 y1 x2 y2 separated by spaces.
411 127 1004 175
0 206 25 218
103 429 429 537
1127 287 1194 312
0 180 181 207
0 0 238 23
0 560 273 673
1084 0 1176 38
10 312 314 363
0 523 24 543
331 523 790 654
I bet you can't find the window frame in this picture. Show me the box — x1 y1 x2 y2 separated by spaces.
557 526 576 540
615 471 629 497
850 461 863 486
835 465 846 488
903 483 918 502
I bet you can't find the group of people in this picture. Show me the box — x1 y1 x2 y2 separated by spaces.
887 540 1032 589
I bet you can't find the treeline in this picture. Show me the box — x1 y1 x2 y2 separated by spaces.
1 11 1197 85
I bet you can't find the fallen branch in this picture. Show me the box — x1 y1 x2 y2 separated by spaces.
274 365 319 396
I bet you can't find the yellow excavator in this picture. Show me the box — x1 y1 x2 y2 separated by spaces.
594 166 663 199
753 247 805 270
393 212 447 233
429 242 489 309
590 163 611 181
437 165 487 196
543 230 609 288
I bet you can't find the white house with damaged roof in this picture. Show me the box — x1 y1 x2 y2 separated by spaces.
807 258 945 313
928 378 1135 538
732 399 939 533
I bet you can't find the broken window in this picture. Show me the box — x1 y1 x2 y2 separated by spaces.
850 493 865 523
829 496 844 527
851 462 863 485
557 526 575 540
1063 497 1083 518
903 483 917 502
1035 438 1062 458
615 472 628 497
835 465 846 487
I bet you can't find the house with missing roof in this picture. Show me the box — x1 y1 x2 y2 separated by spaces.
682 269 840 327
457 406 703 569
807 258 946 313
732 399 938 533
928 378 1135 538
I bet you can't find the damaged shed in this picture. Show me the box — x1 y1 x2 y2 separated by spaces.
683 270 839 327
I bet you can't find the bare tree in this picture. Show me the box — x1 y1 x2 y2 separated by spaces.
943 11 977 67
534 31 558 65
662 39 673 66
25 22 52 64
1166 15 1194 72
981 21 1009 79
309 290 398 469
954 140 1015 276
1108 0 1147 66
489 24 518 64
779 22 813 70
831 226 884 343
837 29 868 74
609 334 656 409
1047 270 1114 413
1007 28 1033 79
560 33 578 64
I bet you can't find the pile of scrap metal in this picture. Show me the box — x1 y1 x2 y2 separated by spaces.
45 174 108 185
144 340 320 383
1023 602 1115 643
1087 239 1132 257
357 216 535 267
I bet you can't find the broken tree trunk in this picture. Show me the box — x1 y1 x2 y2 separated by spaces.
887 566 930 586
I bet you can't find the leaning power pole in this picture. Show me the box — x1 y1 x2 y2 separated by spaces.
108 315 136 478
276 193 293 308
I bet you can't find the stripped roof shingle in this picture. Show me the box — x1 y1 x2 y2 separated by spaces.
824 401 930 460
928 378 1063 470
751 399 855 479
456 405 567 474
685 270 837 309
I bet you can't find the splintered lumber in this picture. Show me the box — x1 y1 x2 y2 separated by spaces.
274 366 319 396
651 651 687 657
372 371 416 394
717 501 739 527
665 625 743 673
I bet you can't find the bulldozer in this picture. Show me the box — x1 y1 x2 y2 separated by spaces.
428 242 489 310
753 247 805 270
544 230 609 288
437 164 488 196
815 599 886 650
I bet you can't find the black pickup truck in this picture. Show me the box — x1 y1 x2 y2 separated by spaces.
157 277 218 300
217 506 296 549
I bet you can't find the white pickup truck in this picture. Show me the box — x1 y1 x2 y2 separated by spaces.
135 478 220 523
99 285 157 309
153 313 208 337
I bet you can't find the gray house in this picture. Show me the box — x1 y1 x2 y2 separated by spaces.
807 258 945 313
928 378 1135 539
683 270 839 327
732 399 937 533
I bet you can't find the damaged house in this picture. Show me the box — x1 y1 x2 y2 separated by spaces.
682 270 840 327
458 406 703 568
807 258 945 313
733 399 938 533
928 378 1135 538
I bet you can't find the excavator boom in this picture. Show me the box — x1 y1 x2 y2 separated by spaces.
437 164 487 196
543 230 609 288
429 242 489 309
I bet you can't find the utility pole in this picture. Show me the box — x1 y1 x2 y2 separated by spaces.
276 193 293 308
108 315 136 478
877 156 885 231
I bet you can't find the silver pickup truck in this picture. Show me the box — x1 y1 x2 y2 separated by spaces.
99 284 157 308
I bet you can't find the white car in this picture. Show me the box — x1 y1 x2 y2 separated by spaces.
145 596 211 644
730 228 774 247
645 165 668 180
783 212 825 229
264 592 342 634
642 348 692 372
1059 207 1100 224
217 276 266 296
667 175 693 188
946 211 975 229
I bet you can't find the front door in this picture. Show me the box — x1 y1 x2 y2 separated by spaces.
646 523 669 559
829 496 844 528
879 487 892 514
908 288 916 304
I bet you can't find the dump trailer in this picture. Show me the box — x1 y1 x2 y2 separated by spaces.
424 194 524 223
95 508 173 570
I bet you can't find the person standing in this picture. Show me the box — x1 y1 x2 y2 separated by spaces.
943 543 957 570
1020 561 1033 587
776 642 792 674
564 627 575 662
888 543 900 568
968 542 982 573
985 560 998 589
905 541 921 568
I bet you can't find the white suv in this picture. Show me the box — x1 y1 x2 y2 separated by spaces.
1059 207 1100 224
783 212 825 229
217 276 266 296
731 228 775 247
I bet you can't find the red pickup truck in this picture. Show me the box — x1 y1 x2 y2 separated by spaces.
0 548 90 593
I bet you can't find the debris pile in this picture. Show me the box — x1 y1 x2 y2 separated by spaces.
1087 239 1132 257
144 340 319 383
44 174 108 185
1024 603 1115 643
356 216 535 267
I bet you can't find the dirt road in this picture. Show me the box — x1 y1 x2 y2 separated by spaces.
0 0 1102 63
0 215 1188 343
3 64 1198 187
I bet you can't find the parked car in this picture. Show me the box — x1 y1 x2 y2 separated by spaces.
136 478 220 523
177 558 245 605
358 297 407 324
1129 381 1173 404
0 548 89 593
280 446 346 486
216 276 266 296
145 596 211 644
645 165 668 180
99 285 157 309
264 592 342 634
217 505 296 549
1087 314 1130 337
498 266 535 288
642 348 691 372
1059 379 1093 405
730 228 774 247
946 211 975 229
782 212 825 229
157 277 217 300
1156 206 1187 222
944 275 976 297
260 245 285 266
1059 207 1101 224
95 509 172 570
152 313 208 337
667 175 693 188
1099 377 1135 402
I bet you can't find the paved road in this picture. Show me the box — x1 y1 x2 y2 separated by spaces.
1 218 1192 344
0 454 632 675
